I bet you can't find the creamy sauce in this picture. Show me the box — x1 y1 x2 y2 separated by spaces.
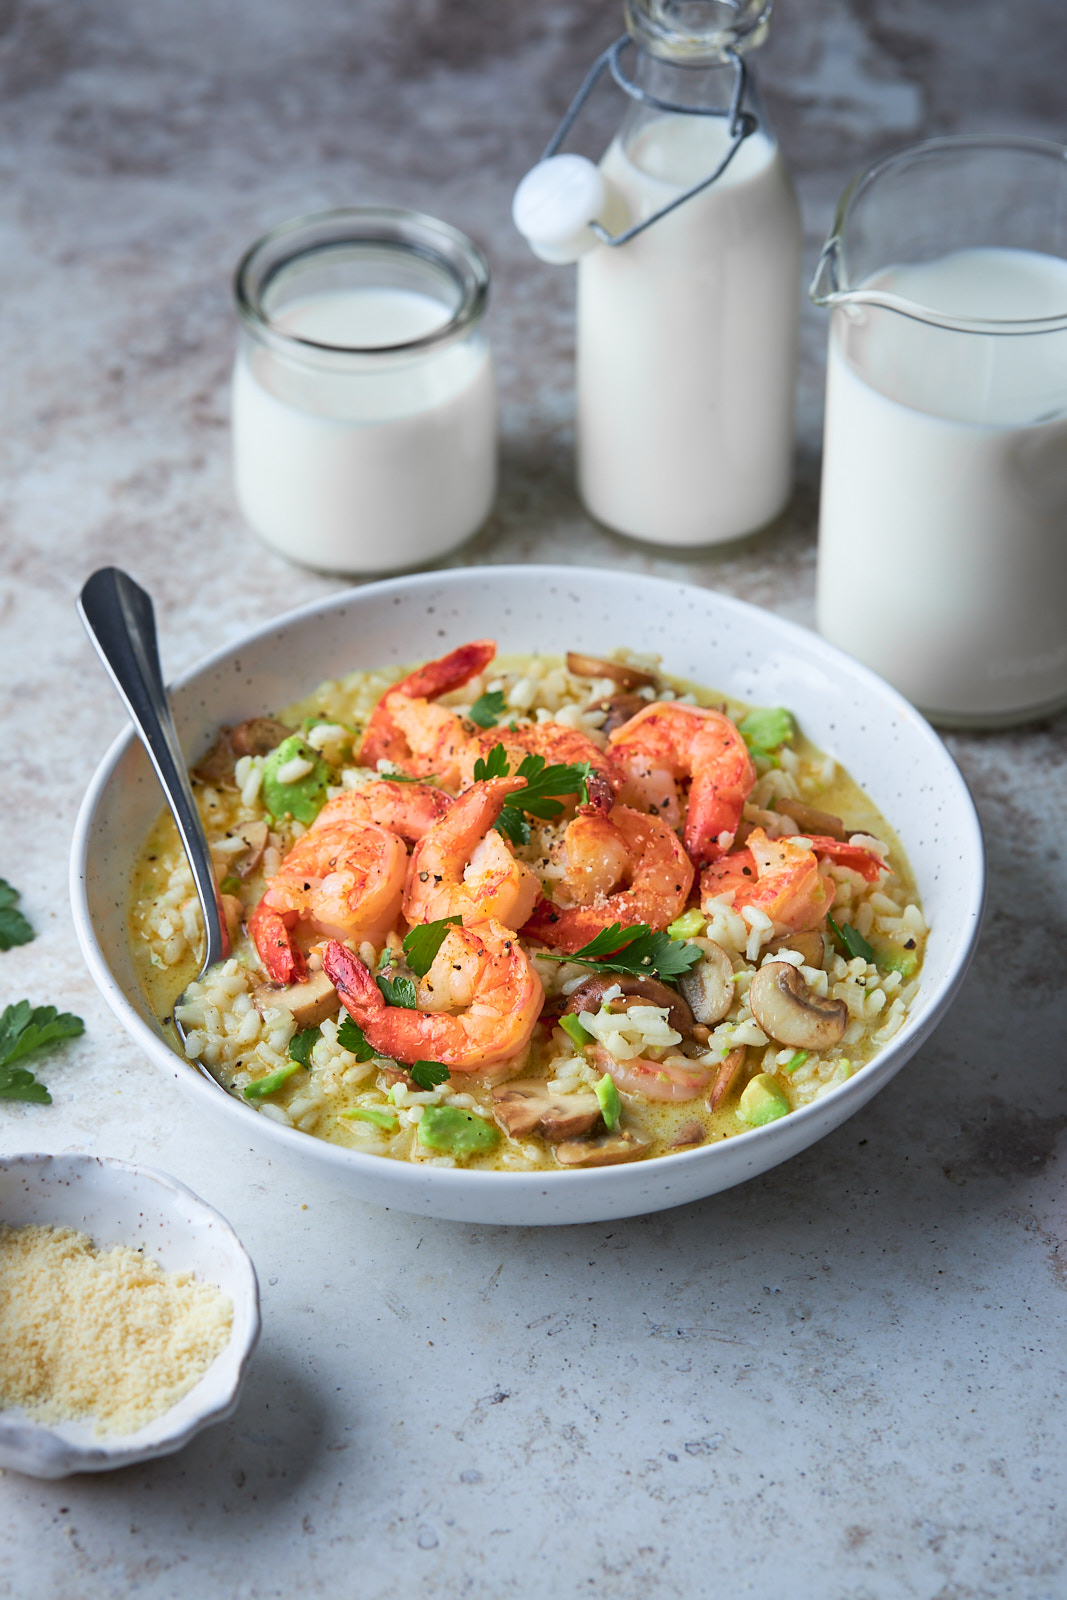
576 115 801 545
818 247 1067 722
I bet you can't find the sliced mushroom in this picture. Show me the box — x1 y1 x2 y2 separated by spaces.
708 1045 746 1111
253 969 339 1030
767 930 825 969
747 962 848 1050
193 728 240 785
669 1120 705 1148
678 942 735 1026
554 1128 650 1167
230 717 295 757
234 819 271 879
563 974 694 1038
566 652 657 691
774 799 847 841
491 1081 602 1142
589 691 647 736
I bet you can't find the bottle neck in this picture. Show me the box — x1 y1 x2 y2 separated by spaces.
624 0 773 63
617 46 772 171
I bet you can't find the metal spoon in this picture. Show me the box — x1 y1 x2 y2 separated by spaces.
78 567 230 1081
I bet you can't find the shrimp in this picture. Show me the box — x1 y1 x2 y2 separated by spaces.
522 804 694 954
608 703 757 865
314 779 452 842
590 1044 714 1103
699 827 885 934
360 639 496 786
323 920 544 1072
403 776 542 929
250 820 408 984
458 722 622 812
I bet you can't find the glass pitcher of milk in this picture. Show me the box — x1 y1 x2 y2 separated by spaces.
513 0 801 547
812 137 1067 728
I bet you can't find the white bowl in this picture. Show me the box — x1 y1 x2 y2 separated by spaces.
70 566 984 1226
0 1153 260 1477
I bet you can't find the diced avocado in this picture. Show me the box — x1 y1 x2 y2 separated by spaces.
668 908 706 940
738 707 795 758
342 1105 399 1132
417 1105 500 1158
261 735 330 825
783 1050 809 1074
220 874 242 896
560 1013 594 1050
736 1074 791 1128
243 1058 303 1101
876 945 919 979
594 1072 621 1132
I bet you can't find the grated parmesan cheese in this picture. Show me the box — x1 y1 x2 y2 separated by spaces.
0 1223 233 1435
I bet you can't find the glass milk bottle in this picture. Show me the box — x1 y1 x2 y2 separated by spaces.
513 0 801 546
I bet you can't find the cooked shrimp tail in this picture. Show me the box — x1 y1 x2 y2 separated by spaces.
248 899 306 985
360 640 496 775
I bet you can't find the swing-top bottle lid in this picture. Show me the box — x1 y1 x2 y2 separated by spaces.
512 154 608 265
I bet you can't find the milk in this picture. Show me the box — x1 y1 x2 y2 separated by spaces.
817 248 1067 723
232 287 496 574
576 115 801 545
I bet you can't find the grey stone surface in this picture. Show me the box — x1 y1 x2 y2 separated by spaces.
1 2 1066 1596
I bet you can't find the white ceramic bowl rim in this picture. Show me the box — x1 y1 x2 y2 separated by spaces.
69 566 985 1216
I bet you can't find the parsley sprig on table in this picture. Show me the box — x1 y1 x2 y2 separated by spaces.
0 1001 85 1104
535 923 703 984
0 880 35 951
472 744 593 846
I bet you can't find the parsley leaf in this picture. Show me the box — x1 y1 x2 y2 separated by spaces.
288 1026 320 1068
337 1016 375 1061
473 742 510 781
377 973 418 1009
472 744 593 840
827 913 875 963
536 923 703 983
0 881 35 951
403 916 462 979
0 1001 85 1103
410 1059 450 1091
467 690 507 729
379 768 437 784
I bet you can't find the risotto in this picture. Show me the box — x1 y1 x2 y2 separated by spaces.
131 644 927 1171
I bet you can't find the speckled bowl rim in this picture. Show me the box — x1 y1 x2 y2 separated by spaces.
70 566 986 1224
0 1152 261 1477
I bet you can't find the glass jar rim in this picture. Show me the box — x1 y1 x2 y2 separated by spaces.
234 206 490 357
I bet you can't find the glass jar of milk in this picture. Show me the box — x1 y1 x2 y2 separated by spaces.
513 0 801 547
232 209 496 574
812 138 1067 728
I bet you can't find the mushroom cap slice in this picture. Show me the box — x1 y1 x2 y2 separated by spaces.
563 974 694 1038
565 652 657 691
491 1080 602 1142
591 692 648 736
678 942 735 1026
554 1129 650 1167
774 799 847 841
707 1044 746 1111
253 969 339 1030
767 930 825 969
669 1120 705 1148
747 962 848 1050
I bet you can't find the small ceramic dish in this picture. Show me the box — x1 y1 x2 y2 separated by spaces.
0 1152 260 1478
70 566 985 1226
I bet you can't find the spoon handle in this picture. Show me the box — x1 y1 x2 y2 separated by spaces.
78 567 230 970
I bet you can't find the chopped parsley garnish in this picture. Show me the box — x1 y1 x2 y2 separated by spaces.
472 743 593 845
337 1016 375 1061
380 768 438 784
288 1026 320 1068
738 706 795 764
0 1001 84 1104
0 881 35 951
537 923 703 984
827 913 876 963
410 1059 450 1091
467 689 507 729
377 972 418 1009
403 916 461 978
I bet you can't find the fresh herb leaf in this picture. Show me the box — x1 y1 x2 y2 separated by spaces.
595 1073 621 1131
342 1105 399 1131
380 768 437 784
827 913 875 963
473 742 510 781
738 706 795 759
337 1016 375 1061
0 1001 84 1106
0 881 35 951
403 916 461 978
493 805 530 847
288 1026 320 1068
467 690 507 729
537 923 703 983
377 973 418 1009
410 1059 450 1091
243 1059 302 1100
559 1013 594 1050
